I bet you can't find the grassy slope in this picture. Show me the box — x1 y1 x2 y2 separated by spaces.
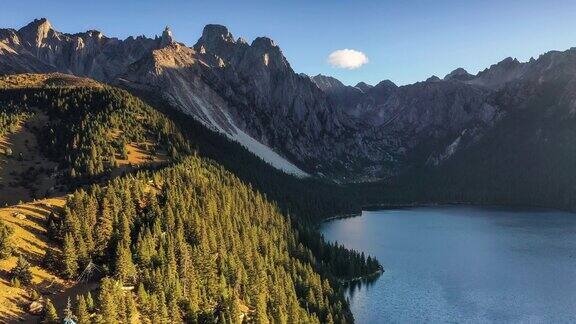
0 197 66 321
0 74 179 320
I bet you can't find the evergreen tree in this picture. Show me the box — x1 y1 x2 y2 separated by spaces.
42 298 59 324
62 233 78 279
10 255 32 285
85 291 95 312
95 198 113 256
114 241 136 283
76 294 90 324
124 291 138 324
98 278 119 324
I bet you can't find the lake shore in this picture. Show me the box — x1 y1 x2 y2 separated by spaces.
321 201 569 227
337 268 384 284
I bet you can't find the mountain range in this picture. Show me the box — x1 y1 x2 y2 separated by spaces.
3 18 576 189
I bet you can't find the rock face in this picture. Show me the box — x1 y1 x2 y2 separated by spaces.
3 19 576 182
0 18 164 80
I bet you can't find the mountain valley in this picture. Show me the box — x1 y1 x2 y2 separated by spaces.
2 17 576 323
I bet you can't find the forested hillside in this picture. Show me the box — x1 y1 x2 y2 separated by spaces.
0 74 380 323
49 157 352 323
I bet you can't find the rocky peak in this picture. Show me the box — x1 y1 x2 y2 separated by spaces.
426 75 441 82
480 57 523 74
500 56 520 66
370 79 398 101
355 81 373 92
160 26 174 47
18 18 54 47
194 24 243 63
84 30 104 39
247 37 289 71
444 67 474 81
251 37 276 49
197 24 235 47
470 56 529 89
374 79 397 89
312 74 346 92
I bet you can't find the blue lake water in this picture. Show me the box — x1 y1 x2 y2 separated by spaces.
320 206 576 323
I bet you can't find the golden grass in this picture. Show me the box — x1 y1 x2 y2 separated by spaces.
0 73 103 89
110 136 170 178
0 197 68 322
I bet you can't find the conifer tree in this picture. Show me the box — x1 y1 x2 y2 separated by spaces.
95 198 113 256
114 241 137 283
98 278 119 324
76 294 90 324
10 255 32 285
124 291 138 324
62 233 78 279
85 291 95 312
42 298 59 324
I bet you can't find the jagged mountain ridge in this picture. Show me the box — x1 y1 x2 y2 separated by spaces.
0 18 174 80
3 18 576 182
0 18 314 177
313 47 576 174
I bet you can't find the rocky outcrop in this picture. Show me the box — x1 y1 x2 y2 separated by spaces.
160 26 174 47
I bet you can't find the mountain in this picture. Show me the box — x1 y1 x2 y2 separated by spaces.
4 18 576 189
0 19 335 178
0 18 497 182
0 18 166 80
123 25 387 180
400 48 576 210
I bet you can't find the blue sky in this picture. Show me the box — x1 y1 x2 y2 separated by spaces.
2 0 576 85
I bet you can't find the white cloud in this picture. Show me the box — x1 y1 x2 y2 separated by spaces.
327 49 369 69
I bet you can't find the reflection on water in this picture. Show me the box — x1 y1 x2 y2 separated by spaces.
321 206 576 323
344 274 379 299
